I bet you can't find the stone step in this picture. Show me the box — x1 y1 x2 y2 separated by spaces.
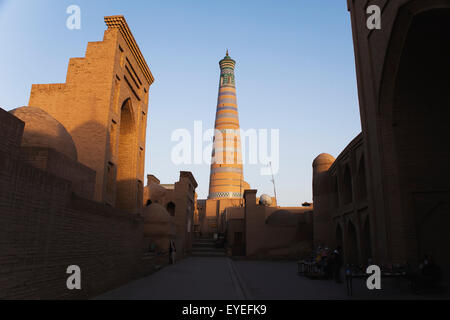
193 240 216 244
191 247 226 253
193 238 215 242
191 251 227 257
192 243 217 248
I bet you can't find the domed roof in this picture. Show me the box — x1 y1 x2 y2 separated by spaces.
259 194 272 207
10 106 77 160
143 203 171 223
313 153 335 167
220 50 236 64
243 181 251 191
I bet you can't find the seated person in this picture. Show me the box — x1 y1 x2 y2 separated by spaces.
411 255 442 293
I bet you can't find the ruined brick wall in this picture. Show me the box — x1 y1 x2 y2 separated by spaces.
28 17 152 213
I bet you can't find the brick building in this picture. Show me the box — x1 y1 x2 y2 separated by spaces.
313 0 450 283
222 190 313 259
143 172 198 259
0 15 192 299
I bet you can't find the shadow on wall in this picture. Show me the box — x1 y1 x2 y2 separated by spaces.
71 118 140 214
9 106 78 160
389 8 450 283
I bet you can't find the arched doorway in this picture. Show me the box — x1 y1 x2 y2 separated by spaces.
336 223 343 252
116 99 137 212
346 221 358 266
393 8 450 191
392 8 450 280
362 217 372 265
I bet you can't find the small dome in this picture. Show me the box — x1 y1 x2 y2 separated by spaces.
259 194 272 207
10 106 77 160
142 203 171 223
313 153 335 167
243 181 251 191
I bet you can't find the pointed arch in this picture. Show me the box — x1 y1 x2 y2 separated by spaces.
341 164 352 205
346 220 359 265
116 98 137 212
358 155 367 200
362 216 372 264
336 223 344 250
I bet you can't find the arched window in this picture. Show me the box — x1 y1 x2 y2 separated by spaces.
362 217 372 264
341 164 353 205
332 175 339 209
166 202 175 217
358 156 368 200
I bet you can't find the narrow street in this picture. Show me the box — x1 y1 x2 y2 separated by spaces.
95 257 247 300
96 257 448 300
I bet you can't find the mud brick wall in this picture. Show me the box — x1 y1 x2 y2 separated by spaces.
0 108 147 299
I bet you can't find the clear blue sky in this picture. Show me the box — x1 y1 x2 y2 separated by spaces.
0 0 361 206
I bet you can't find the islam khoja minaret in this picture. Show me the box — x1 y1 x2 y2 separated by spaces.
208 51 245 199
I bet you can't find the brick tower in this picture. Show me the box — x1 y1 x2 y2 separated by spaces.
208 51 244 200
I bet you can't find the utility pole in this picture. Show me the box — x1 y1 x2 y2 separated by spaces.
269 161 278 206
240 179 244 207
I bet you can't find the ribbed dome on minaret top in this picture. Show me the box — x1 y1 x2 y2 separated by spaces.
220 50 236 64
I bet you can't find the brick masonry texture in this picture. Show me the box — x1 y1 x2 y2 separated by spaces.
0 15 160 299
312 1 450 283
0 107 163 299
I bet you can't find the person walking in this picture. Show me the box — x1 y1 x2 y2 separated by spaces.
169 239 176 264
333 246 343 283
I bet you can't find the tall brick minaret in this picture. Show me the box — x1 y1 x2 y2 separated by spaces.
208 51 244 199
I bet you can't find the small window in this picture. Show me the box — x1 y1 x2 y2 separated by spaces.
167 202 176 217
